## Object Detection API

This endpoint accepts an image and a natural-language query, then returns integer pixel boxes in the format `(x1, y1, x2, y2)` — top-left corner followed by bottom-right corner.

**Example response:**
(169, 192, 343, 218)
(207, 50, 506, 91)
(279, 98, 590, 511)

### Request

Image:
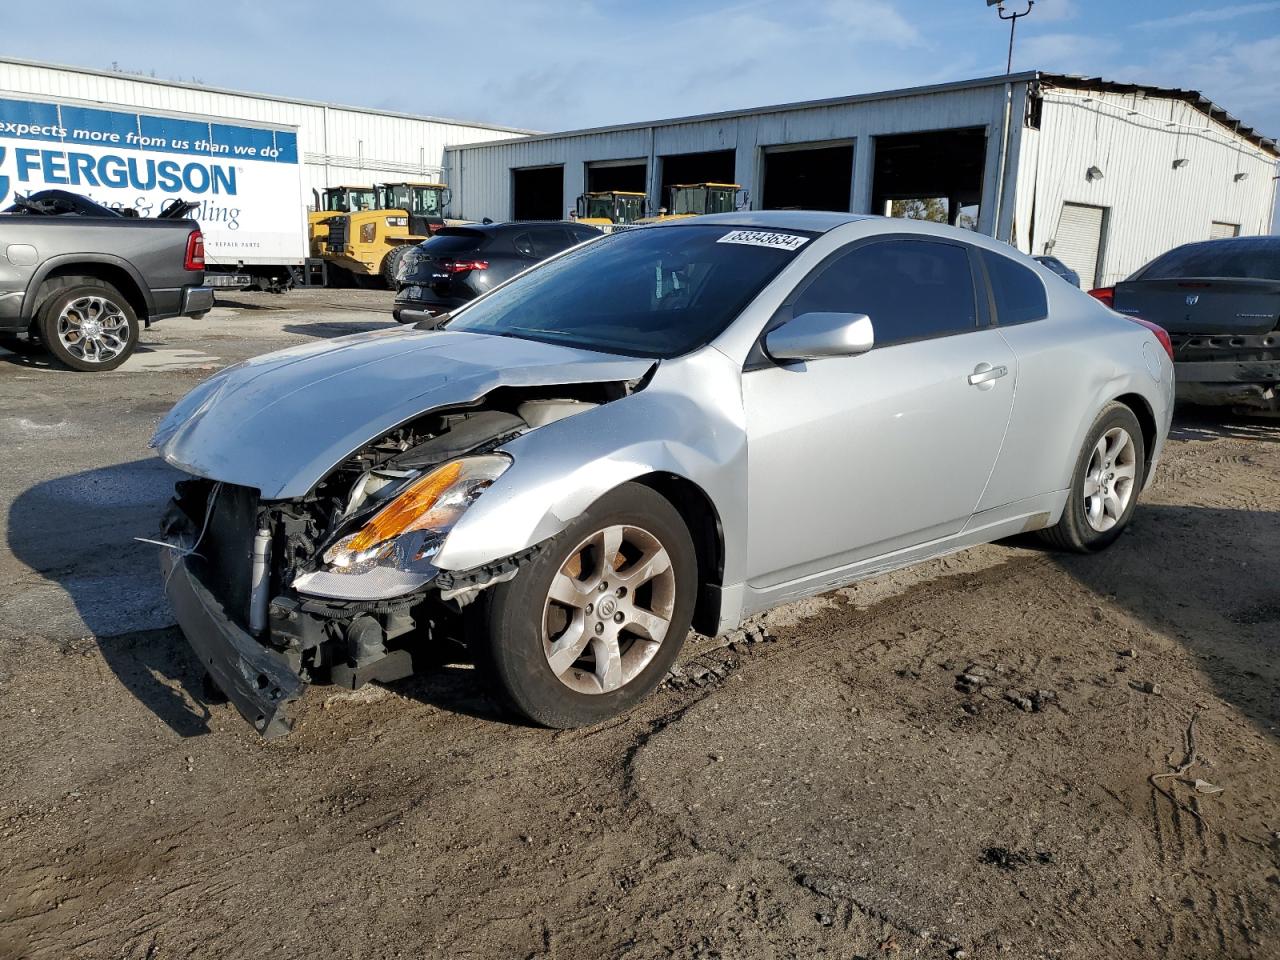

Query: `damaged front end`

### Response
(158, 386, 624, 737)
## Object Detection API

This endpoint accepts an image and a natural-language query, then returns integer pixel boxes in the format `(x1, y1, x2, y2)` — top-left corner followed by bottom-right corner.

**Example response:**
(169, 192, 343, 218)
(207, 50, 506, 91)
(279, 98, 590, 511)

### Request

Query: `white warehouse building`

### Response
(0, 56, 532, 204)
(445, 72, 1278, 289)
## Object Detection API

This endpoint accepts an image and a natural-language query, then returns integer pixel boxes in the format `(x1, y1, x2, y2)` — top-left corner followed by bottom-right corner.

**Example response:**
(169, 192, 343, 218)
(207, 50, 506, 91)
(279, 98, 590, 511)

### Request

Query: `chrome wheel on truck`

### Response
(38, 278, 140, 372)
(56, 294, 132, 365)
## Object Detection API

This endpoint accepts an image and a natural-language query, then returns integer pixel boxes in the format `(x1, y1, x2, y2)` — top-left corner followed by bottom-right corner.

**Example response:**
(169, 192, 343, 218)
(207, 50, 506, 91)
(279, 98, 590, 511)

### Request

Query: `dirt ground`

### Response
(1, 290, 1277, 960)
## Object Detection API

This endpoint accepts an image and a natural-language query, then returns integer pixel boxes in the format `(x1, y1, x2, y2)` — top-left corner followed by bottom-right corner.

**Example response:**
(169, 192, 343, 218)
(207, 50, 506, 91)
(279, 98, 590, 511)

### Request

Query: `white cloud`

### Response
(1016, 31, 1123, 68)
(1028, 0, 1078, 23)
(1132, 1, 1280, 29)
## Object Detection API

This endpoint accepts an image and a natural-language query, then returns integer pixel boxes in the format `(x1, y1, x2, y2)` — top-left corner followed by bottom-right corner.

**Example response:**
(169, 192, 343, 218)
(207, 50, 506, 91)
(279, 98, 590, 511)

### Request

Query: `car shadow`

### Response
(5, 457, 217, 736)
(0, 343, 161, 371)
(1045, 500, 1279, 740)
(5, 458, 515, 736)
(1171, 404, 1280, 443)
(281, 319, 399, 339)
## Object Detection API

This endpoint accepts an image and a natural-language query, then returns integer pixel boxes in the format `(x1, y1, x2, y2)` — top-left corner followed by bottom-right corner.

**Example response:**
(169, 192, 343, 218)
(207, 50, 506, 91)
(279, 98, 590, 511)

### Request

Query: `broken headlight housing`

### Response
(292, 454, 511, 601)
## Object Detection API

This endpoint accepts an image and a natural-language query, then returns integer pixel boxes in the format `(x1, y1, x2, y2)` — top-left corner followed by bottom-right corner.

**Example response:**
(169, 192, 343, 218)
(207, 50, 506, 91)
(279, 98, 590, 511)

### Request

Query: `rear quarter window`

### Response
(981, 249, 1049, 325)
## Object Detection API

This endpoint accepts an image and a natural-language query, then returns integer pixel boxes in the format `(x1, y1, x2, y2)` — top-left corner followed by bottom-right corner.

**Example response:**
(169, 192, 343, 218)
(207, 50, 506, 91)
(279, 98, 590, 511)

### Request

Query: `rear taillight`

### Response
(184, 230, 205, 271)
(1087, 286, 1114, 307)
(442, 259, 489, 273)
(1128, 316, 1174, 361)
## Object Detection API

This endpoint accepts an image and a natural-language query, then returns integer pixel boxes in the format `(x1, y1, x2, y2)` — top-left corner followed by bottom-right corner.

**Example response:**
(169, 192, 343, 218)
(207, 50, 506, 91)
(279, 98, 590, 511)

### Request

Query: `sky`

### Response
(1, 0, 1277, 139)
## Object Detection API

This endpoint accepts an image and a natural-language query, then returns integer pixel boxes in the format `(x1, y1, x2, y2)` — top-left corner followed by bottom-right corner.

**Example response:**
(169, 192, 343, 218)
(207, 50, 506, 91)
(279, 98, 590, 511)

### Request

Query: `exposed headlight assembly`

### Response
(292, 454, 511, 601)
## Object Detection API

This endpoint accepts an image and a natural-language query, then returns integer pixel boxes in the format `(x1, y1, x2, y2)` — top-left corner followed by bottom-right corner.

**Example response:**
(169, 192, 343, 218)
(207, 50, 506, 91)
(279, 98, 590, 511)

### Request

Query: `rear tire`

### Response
(37, 278, 139, 372)
(1039, 402, 1145, 553)
(381, 245, 415, 286)
(467, 483, 697, 728)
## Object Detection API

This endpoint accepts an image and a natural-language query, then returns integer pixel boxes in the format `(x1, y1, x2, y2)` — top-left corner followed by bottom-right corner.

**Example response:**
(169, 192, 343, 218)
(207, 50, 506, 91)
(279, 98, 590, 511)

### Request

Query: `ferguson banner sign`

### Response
(0, 96, 305, 265)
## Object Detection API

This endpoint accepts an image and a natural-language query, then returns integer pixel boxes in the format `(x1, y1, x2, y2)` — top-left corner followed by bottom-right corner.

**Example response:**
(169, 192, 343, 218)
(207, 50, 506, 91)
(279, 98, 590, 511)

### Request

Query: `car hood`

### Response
(150, 327, 655, 500)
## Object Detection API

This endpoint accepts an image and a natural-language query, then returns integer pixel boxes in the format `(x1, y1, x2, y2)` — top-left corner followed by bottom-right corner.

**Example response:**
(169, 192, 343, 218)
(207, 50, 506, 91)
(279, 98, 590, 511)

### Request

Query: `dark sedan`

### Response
(393, 221, 602, 323)
(1090, 236, 1280, 411)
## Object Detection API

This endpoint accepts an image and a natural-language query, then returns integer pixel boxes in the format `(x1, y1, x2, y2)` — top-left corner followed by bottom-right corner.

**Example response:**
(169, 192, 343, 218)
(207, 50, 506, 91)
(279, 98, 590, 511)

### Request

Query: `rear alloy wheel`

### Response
(1039, 402, 1146, 552)
(468, 483, 697, 728)
(38, 279, 139, 372)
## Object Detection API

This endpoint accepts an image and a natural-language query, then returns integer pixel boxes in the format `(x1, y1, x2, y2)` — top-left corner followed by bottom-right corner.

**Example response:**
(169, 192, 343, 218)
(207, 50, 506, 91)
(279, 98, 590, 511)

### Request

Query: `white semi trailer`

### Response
(0, 92, 307, 290)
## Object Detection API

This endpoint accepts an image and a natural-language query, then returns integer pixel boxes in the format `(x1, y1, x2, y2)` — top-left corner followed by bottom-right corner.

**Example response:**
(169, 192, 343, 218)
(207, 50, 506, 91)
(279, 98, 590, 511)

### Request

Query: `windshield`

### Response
(446, 224, 811, 358)
(349, 189, 377, 211)
(671, 187, 705, 216)
(616, 195, 645, 223)
(411, 187, 444, 217)
(1134, 239, 1280, 281)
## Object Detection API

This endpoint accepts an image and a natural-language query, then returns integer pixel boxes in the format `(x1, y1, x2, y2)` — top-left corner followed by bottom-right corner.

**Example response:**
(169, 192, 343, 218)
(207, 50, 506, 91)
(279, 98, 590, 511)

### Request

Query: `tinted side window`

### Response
(792, 239, 978, 346)
(982, 249, 1048, 325)
(512, 232, 536, 258)
(531, 227, 573, 259)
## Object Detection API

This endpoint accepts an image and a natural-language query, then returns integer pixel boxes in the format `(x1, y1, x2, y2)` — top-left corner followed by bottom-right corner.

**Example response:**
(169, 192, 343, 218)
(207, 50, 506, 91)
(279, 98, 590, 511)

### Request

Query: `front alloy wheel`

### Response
(543, 524, 676, 695)
(469, 483, 697, 728)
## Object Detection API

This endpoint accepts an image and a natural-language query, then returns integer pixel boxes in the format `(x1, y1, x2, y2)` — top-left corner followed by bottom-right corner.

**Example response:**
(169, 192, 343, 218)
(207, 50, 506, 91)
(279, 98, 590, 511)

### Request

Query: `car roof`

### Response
(437, 220, 600, 236)
(1168, 235, 1280, 253)
(649, 210, 873, 232)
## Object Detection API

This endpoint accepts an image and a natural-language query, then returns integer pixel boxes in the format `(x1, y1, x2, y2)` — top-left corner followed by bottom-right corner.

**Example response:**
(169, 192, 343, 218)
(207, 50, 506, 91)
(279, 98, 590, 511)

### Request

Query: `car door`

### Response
(742, 236, 1017, 589)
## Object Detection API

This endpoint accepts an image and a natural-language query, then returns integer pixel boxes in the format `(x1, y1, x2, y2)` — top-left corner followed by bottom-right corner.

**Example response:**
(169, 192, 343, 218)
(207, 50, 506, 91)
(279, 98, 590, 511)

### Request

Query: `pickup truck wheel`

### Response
(38, 279, 139, 372)
(467, 483, 697, 728)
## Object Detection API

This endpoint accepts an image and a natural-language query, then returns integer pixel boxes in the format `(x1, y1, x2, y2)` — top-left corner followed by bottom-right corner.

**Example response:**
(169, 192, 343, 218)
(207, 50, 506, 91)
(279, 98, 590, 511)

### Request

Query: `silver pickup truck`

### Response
(0, 190, 214, 371)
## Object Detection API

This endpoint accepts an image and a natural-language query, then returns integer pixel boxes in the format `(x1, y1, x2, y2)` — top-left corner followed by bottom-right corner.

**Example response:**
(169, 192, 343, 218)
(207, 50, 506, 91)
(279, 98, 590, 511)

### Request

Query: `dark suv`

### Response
(393, 221, 601, 323)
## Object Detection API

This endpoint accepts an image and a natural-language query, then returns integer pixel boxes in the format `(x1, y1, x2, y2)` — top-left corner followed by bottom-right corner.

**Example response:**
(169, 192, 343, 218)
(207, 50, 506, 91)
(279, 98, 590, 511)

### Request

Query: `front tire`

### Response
(468, 483, 698, 728)
(1039, 402, 1145, 553)
(38, 278, 139, 372)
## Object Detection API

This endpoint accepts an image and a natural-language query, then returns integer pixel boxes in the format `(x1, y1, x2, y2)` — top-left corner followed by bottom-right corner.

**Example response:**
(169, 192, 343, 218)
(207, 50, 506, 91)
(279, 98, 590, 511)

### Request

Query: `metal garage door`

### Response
(1054, 202, 1107, 289)
(1210, 221, 1240, 239)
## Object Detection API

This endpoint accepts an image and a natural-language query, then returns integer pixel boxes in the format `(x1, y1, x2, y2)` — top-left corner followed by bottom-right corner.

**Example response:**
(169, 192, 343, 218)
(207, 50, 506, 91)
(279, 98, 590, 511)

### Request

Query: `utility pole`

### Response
(988, 0, 1035, 74)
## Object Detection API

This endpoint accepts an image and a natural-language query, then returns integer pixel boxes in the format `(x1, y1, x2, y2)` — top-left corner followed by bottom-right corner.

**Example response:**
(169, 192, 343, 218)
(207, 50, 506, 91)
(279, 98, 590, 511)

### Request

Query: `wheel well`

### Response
(36, 264, 149, 325)
(1114, 392, 1157, 475)
(631, 472, 725, 636)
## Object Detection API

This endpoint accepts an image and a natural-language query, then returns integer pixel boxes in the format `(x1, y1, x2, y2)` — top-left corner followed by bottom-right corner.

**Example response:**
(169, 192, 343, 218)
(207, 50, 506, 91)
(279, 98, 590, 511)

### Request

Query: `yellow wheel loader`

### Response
(639, 183, 744, 223)
(322, 181, 456, 286)
(573, 191, 648, 231)
(308, 185, 378, 258)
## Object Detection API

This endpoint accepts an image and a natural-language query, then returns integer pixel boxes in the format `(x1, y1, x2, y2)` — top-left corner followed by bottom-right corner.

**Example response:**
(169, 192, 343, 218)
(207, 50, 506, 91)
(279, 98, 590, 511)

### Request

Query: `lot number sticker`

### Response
(716, 230, 810, 251)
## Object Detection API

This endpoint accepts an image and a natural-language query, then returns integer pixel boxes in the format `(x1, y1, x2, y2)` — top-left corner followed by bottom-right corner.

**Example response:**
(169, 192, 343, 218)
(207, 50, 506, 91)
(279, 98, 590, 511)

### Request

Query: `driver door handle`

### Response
(968, 363, 1008, 386)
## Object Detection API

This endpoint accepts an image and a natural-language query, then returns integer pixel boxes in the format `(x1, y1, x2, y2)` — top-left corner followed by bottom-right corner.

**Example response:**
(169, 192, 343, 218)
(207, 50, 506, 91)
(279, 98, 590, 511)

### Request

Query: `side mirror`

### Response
(764, 312, 874, 362)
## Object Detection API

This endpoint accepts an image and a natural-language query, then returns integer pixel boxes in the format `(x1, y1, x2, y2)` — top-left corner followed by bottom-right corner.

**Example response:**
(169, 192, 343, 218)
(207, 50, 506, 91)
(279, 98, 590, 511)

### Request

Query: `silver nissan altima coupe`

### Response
(151, 212, 1174, 736)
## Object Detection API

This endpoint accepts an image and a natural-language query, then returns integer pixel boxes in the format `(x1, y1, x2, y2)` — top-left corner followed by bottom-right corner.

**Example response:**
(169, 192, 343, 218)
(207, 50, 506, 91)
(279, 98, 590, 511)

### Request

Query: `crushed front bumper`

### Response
(161, 546, 305, 738)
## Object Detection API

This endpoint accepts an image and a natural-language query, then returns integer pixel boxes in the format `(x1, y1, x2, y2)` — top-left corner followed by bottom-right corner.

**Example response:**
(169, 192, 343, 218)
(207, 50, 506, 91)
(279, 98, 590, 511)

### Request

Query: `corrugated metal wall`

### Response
(0, 58, 526, 202)
(446, 80, 1025, 235)
(1014, 85, 1277, 285)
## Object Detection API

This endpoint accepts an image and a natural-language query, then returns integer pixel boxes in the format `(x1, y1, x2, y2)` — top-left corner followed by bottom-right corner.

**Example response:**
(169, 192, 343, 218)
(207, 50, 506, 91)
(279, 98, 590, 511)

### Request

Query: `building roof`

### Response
(446, 70, 1277, 159)
(0, 55, 539, 136)
(1038, 73, 1277, 158)
(447, 72, 1042, 150)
